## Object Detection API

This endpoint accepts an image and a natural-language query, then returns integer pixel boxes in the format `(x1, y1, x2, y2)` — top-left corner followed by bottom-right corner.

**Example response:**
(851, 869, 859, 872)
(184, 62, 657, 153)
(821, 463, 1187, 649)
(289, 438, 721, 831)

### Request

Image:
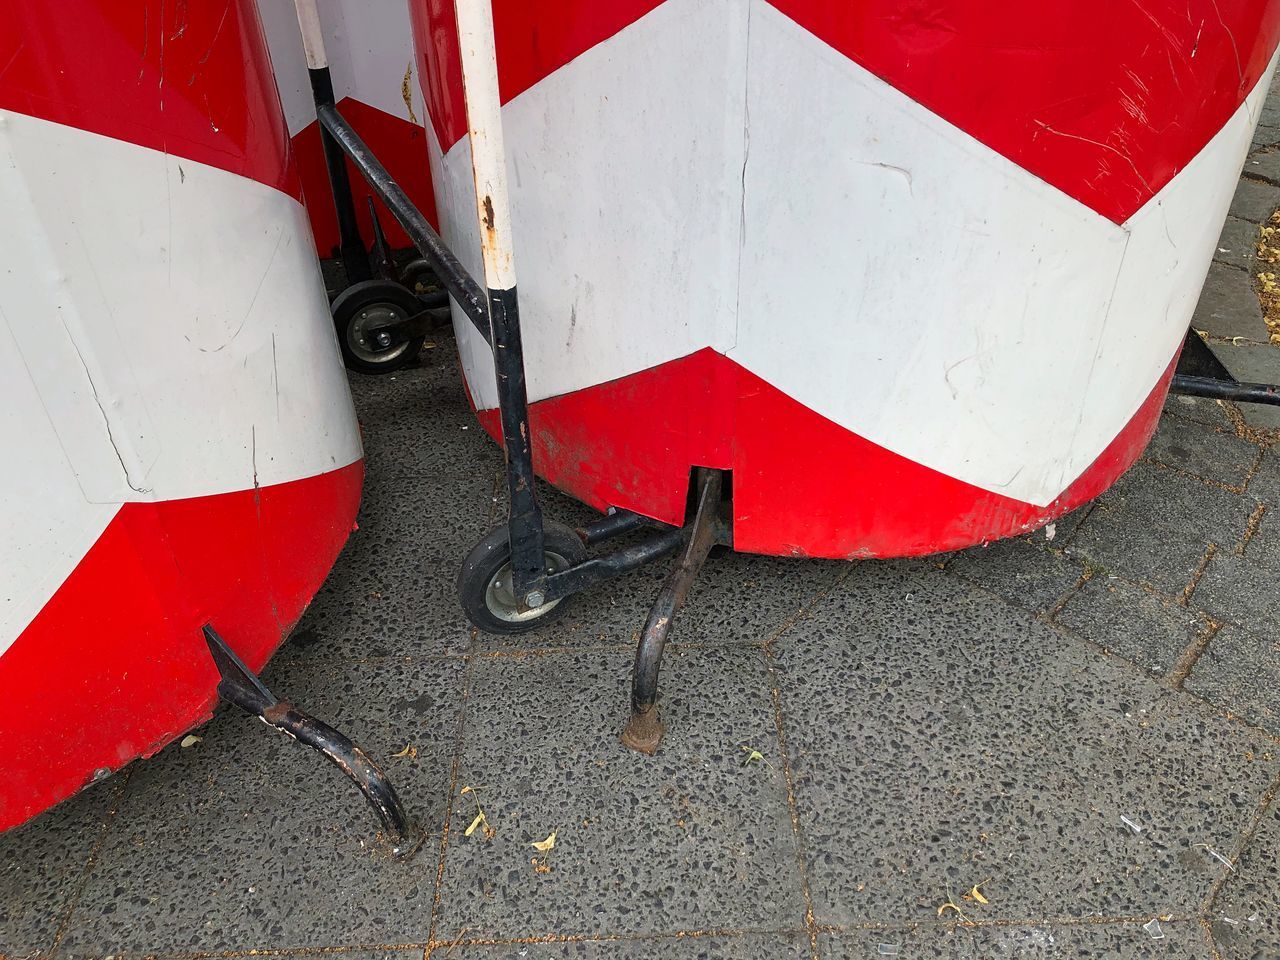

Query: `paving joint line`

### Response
(1180, 542, 1219, 607)
(1200, 764, 1280, 922)
(814, 913, 1199, 933)
(47, 768, 134, 958)
(1166, 617, 1224, 688)
(1236, 500, 1268, 555)
(424, 471, 504, 956)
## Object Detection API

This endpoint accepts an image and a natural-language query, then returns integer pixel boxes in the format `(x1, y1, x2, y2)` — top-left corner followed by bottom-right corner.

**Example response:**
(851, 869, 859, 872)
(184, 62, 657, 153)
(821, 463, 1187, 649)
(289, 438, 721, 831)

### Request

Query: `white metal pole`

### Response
(454, 0, 518, 296)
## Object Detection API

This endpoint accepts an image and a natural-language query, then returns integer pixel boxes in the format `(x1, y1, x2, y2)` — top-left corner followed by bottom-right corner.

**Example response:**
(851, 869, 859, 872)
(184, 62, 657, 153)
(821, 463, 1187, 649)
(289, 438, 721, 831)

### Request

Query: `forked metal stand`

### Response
(292, 0, 721, 756)
(203, 626, 423, 858)
(1170, 328, 1280, 407)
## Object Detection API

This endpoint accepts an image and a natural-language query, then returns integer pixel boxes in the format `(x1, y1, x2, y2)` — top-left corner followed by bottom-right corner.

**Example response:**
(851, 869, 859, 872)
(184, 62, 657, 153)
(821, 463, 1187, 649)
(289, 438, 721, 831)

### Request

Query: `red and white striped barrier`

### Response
(0, 1, 362, 829)
(412, 0, 1280, 558)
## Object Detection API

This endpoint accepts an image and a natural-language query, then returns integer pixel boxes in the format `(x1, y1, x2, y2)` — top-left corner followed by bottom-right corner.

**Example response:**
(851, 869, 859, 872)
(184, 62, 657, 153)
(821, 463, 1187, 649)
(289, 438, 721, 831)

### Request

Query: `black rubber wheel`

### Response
(458, 522, 587, 634)
(400, 258, 440, 296)
(331, 279, 426, 375)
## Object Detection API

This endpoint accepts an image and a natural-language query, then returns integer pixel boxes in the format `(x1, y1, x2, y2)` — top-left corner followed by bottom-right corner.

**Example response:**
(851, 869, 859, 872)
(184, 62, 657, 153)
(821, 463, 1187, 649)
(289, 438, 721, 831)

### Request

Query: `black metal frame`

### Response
(316, 100, 714, 752)
(1170, 328, 1280, 407)
(202, 625, 422, 857)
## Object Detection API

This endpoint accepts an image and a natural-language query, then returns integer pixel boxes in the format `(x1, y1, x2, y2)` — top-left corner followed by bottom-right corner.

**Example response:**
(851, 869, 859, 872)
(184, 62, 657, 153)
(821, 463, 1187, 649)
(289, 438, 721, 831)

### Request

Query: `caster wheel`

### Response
(331, 279, 426, 375)
(400, 258, 439, 296)
(458, 522, 587, 634)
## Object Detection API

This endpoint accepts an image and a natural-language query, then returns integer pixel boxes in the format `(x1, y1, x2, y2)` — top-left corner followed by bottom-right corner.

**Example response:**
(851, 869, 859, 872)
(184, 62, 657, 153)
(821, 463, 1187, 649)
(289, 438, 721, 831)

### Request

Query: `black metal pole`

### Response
(1170, 374, 1280, 406)
(307, 67, 371, 284)
(316, 104, 489, 339)
(488, 287, 547, 603)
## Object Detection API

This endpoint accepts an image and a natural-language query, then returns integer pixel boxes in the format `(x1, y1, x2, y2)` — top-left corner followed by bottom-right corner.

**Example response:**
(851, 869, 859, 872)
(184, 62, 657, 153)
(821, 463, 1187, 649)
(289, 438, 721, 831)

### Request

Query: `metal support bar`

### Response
(202, 625, 422, 858)
(620, 472, 724, 755)
(290, 0, 371, 286)
(1170, 374, 1280, 406)
(577, 509, 654, 546)
(316, 104, 489, 339)
(544, 525, 684, 603)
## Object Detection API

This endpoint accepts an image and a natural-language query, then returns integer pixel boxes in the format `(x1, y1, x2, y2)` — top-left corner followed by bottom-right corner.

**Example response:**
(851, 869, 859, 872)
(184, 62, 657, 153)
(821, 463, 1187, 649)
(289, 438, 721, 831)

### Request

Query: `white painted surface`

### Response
(291, 0, 329, 69)
(437, 0, 750, 410)
(732, 3, 1277, 505)
(0, 109, 362, 651)
(455, 0, 518, 293)
(258, 0, 424, 135)
(434, 0, 1274, 507)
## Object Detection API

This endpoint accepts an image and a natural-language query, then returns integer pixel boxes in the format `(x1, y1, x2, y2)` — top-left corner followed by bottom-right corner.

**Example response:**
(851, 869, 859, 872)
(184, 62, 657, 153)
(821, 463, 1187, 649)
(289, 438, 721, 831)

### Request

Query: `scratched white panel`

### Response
(731, 0, 1273, 506)
(257, 0, 424, 136)
(0, 318, 118, 657)
(438, 0, 750, 409)
(0, 109, 362, 506)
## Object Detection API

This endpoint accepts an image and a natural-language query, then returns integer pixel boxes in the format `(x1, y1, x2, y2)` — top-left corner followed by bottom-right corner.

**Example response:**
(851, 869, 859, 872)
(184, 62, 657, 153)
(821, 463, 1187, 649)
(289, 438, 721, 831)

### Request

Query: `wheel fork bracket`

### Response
(620, 471, 725, 755)
(202, 625, 423, 858)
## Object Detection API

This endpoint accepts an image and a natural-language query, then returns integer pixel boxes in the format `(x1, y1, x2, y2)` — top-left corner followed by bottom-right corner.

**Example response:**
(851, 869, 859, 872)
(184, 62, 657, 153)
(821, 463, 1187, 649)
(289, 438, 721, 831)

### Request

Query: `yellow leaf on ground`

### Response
(531, 831, 557, 852)
(465, 812, 486, 838)
(970, 884, 989, 905)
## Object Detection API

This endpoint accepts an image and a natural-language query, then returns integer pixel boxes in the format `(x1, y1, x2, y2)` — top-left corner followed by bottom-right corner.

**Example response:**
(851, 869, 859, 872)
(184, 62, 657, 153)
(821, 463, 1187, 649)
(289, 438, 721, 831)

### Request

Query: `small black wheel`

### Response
(399, 258, 439, 296)
(331, 279, 426, 375)
(458, 522, 587, 634)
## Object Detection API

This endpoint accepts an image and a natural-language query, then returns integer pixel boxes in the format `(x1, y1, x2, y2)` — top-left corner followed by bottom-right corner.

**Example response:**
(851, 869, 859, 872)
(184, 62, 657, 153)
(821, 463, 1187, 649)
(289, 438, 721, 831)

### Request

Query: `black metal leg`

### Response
(308, 67, 372, 284)
(488, 286, 548, 606)
(202, 625, 423, 858)
(1170, 327, 1280, 406)
(620, 471, 724, 755)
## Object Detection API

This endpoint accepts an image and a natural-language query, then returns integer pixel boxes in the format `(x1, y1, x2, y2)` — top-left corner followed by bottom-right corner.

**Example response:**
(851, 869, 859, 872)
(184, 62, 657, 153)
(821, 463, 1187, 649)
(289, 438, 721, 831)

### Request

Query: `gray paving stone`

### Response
(1245, 150, 1280, 185)
(1253, 123, 1280, 152)
(1055, 574, 1209, 676)
(59, 657, 464, 954)
(286, 473, 498, 660)
(1214, 215, 1263, 271)
(1067, 462, 1253, 594)
(1193, 261, 1270, 342)
(442, 933, 811, 959)
(1207, 342, 1280, 430)
(772, 573, 1279, 926)
(1210, 793, 1280, 960)
(1143, 414, 1260, 488)
(943, 537, 1084, 615)
(820, 921, 1207, 958)
(1247, 449, 1280, 503)
(1185, 625, 1280, 735)
(435, 646, 807, 939)
(1229, 178, 1280, 223)
(1192, 546, 1280, 635)
(0, 782, 115, 955)
(1162, 391, 1235, 431)
(354, 343, 504, 481)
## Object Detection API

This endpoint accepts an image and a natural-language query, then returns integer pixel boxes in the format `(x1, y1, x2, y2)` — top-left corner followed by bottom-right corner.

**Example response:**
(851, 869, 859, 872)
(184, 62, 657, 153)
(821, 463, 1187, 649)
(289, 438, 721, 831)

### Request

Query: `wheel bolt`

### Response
(525, 589, 546, 608)
(375, 331, 392, 348)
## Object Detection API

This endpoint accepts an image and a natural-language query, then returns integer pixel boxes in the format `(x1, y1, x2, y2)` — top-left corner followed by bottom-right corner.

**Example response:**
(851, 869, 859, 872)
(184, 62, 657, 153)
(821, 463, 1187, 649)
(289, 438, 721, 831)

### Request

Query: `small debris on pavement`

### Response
(1120, 815, 1143, 835)
(1194, 842, 1235, 870)
(530, 830, 557, 874)
(180, 735, 202, 748)
(1044, 522, 1056, 541)
(877, 944, 900, 956)
(391, 744, 417, 759)
(963, 881, 990, 905)
(1143, 918, 1165, 940)
(740, 745, 765, 767)
(460, 785, 496, 841)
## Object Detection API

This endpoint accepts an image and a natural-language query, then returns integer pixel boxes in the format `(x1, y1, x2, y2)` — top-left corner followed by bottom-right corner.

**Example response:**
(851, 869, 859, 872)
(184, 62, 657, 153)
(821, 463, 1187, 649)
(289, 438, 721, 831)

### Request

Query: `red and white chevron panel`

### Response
(412, 0, 1280, 558)
(0, 1, 362, 829)
(260, 0, 440, 252)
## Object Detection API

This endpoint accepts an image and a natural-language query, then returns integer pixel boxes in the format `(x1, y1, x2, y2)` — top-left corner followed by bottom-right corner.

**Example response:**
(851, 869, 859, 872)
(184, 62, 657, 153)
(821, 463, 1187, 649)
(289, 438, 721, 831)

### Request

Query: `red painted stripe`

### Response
(411, 0, 665, 151)
(0, 0, 300, 199)
(292, 98, 439, 257)
(475, 349, 1174, 559)
(0, 461, 362, 831)
(767, 0, 1280, 223)
(410, 0, 1280, 221)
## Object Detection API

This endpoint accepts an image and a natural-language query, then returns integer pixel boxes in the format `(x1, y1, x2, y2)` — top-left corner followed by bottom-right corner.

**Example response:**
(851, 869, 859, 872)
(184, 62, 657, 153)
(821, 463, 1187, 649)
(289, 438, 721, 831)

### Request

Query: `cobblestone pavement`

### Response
(7, 75, 1280, 960)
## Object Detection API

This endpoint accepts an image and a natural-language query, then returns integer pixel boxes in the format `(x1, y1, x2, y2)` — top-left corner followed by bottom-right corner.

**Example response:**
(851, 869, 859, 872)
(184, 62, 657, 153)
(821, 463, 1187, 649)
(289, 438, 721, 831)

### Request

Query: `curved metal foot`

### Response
(620, 471, 724, 755)
(203, 625, 424, 858)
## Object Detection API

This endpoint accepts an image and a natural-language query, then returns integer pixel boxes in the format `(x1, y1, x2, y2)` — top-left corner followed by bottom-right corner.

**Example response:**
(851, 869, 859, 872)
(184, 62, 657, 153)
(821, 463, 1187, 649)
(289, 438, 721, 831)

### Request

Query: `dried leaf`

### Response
(741, 746, 765, 767)
(531, 831, 557, 853)
(937, 902, 961, 918)
(969, 884, 989, 905)
(180, 734, 202, 748)
(465, 812, 486, 837)
(391, 744, 417, 759)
